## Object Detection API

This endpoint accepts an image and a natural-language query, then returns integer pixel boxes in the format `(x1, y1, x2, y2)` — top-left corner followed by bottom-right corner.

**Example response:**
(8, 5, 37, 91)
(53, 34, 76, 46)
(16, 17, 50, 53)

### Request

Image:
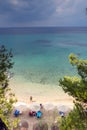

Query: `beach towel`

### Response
(14, 110, 20, 117)
(36, 111, 42, 118)
(59, 111, 65, 117)
(29, 111, 36, 117)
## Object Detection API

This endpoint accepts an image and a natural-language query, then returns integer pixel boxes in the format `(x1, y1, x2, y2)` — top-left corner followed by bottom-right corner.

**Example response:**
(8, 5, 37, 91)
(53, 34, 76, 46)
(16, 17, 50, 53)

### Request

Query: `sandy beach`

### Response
(9, 78, 74, 107)
(13, 101, 74, 130)
(12, 99, 74, 130)
(9, 76, 74, 129)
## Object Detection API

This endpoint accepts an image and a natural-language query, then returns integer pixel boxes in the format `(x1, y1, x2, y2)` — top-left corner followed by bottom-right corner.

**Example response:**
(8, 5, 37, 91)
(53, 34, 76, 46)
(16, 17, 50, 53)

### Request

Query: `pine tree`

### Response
(59, 53, 87, 130)
(0, 45, 17, 130)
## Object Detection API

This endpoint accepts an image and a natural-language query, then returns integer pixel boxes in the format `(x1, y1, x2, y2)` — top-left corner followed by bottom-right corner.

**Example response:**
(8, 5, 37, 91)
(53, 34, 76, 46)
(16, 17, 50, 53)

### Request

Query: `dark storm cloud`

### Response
(0, 0, 87, 26)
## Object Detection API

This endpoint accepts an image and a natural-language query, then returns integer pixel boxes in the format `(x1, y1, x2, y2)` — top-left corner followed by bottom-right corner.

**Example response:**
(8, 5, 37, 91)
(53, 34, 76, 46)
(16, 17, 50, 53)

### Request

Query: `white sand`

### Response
(11, 78, 74, 130)
(9, 78, 74, 108)
(13, 101, 73, 130)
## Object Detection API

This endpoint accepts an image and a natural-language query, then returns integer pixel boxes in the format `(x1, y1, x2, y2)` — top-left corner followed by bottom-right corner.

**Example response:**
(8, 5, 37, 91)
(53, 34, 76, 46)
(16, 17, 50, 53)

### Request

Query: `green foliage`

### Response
(59, 53, 87, 103)
(60, 103, 87, 130)
(0, 87, 17, 129)
(59, 76, 87, 102)
(69, 53, 87, 82)
(59, 53, 87, 130)
(0, 45, 17, 130)
(0, 45, 14, 85)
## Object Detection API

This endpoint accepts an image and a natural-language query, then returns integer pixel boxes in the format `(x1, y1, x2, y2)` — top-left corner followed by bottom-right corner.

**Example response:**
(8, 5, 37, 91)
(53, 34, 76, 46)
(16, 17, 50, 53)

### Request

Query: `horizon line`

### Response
(0, 26, 87, 28)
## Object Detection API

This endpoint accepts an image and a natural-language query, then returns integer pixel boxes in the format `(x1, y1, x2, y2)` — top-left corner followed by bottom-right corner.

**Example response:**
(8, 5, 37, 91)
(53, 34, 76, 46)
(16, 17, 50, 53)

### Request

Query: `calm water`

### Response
(0, 27, 87, 85)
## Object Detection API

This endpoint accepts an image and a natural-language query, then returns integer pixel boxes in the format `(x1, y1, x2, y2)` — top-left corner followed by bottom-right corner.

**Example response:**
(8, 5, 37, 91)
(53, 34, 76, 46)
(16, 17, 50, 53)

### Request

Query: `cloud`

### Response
(0, 0, 87, 26)
(56, 0, 85, 15)
(10, 0, 19, 5)
(0, 1, 55, 20)
(52, 0, 87, 26)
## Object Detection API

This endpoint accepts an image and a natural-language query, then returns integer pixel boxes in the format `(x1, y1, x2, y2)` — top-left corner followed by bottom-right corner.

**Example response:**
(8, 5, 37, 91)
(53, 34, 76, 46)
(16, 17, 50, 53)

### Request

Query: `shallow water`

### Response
(0, 27, 87, 101)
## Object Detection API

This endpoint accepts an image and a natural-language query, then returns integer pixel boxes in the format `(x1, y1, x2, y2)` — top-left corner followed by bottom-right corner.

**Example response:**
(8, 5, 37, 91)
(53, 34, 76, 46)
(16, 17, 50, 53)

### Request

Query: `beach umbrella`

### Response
(18, 120, 29, 129)
(51, 123, 59, 130)
(29, 103, 40, 111)
(44, 103, 56, 111)
(14, 102, 28, 112)
(33, 123, 40, 130)
(57, 105, 71, 114)
(13, 120, 29, 130)
(33, 122, 48, 130)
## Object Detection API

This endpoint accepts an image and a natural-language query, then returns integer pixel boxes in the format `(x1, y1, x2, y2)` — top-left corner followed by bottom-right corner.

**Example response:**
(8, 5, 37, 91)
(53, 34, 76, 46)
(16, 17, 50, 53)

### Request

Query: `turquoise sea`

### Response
(0, 27, 87, 102)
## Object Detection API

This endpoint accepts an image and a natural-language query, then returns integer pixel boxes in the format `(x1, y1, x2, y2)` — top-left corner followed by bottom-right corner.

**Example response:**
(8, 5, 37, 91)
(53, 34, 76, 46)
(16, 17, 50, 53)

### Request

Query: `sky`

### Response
(0, 0, 87, 27)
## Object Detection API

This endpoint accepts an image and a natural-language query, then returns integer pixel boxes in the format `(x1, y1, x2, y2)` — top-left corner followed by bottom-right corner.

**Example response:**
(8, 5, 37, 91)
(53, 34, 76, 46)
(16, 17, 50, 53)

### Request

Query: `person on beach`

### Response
(40, 103, 43, 109)
(30, 96, 32, 102)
